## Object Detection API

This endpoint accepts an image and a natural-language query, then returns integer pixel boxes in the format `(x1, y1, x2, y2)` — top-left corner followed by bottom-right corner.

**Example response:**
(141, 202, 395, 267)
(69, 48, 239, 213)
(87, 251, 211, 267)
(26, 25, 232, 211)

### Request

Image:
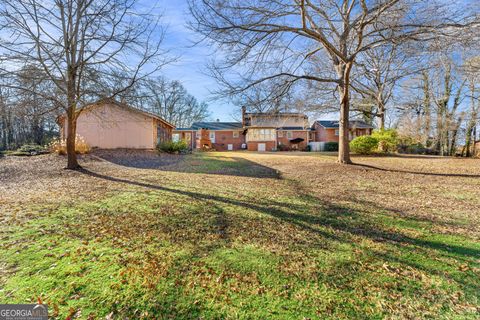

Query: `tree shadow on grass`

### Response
(76, 167, 480, 316)
(91, 150, 280, 178)
(79, 168, 480, 261)
(351, 163, 480, 178)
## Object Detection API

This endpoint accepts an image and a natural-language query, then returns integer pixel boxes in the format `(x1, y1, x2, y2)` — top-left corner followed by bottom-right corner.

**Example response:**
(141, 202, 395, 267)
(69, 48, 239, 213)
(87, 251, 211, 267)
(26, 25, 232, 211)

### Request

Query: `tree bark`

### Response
(337, 62, 353, 164)
(422, 71, 431, 146)
(66, 105, 79, 170)
(464, 83, 477, 157)
(378, 102, 385, 130)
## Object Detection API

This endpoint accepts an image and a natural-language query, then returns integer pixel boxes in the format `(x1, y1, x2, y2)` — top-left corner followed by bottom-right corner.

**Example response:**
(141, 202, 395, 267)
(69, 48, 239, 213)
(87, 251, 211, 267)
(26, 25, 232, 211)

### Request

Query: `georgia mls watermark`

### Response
(0, 304, 48, 320)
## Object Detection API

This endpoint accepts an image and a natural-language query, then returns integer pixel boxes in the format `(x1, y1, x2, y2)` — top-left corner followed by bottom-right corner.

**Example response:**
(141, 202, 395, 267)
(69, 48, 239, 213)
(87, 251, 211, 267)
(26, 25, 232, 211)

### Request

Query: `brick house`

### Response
(242, 108, 312, 151)
(312, 120, 373, 143)
(173, 111, 373, 152)
(173, 109, 313, 152)
(173, 122, 245, 151)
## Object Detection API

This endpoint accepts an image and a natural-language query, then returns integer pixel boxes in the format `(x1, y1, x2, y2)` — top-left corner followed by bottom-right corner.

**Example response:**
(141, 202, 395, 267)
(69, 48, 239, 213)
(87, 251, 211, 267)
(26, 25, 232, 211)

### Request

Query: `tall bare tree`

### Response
(462, 57, 480, 157)
(188, 0, 476, 163)
(116, 77, 211, 127)
(351, 43, 417, 129)
(0, 0, 167, 169)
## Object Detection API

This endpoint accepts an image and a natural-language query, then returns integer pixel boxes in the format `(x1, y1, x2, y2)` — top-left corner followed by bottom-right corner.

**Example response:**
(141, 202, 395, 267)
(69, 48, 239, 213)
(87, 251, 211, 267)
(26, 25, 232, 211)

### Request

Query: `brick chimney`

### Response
(241, 106, 246, 127)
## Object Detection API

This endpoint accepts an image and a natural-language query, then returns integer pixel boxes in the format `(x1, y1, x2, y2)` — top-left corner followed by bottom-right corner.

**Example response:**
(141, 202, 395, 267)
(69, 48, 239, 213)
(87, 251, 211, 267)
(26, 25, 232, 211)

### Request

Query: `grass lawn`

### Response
(0, 151, 479, 319)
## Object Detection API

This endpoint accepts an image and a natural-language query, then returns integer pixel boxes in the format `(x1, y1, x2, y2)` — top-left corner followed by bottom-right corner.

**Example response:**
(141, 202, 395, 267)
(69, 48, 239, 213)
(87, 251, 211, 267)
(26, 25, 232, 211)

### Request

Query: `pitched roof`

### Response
(67, 99, 175, 128)
(276, 126, 308, 130)
(245, 112, 307, 118)
(174, 127, 195, 131)
(190, 122, 243, 130)
(314, 120, 374, 129)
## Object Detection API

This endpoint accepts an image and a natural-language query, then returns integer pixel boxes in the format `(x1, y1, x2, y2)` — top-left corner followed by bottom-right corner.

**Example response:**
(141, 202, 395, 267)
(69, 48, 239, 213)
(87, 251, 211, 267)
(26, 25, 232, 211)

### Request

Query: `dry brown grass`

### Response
(0, 151, 479, 319)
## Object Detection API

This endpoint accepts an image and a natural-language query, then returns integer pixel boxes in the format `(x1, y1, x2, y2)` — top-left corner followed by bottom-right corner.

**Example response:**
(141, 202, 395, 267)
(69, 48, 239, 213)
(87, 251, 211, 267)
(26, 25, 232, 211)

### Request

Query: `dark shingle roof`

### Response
(276, 126, 307, 130)
(315, 120, 373, 129)
(190, 122, 243, 130)
(245, 112, 307, 117)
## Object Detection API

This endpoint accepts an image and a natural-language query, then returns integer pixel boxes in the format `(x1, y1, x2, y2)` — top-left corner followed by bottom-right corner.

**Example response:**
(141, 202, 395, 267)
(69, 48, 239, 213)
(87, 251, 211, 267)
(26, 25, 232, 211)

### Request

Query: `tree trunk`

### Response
(464, 83, 477, 157)
(449, 119, 461, 156)
(422, 71, 431, 146)
(66, 106, 79, 169)
(337, 62, 353, 164)
(378, 101, 385, 130)
(65, 63, 80, 170)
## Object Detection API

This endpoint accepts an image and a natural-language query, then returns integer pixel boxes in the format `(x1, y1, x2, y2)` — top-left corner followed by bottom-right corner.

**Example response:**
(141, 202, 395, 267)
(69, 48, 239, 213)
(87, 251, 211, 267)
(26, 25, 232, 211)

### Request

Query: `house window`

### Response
(278, 131, 283, 138)
(246, 128, 275, 141)
(196, 131, 200, 138)
(233, 131, 239, 138)
(286, 131, 293, 139)
(209, 131, 215, 143)
(172, 133, 180, 142)
(334, 129, 339, 136)
(157, 125, 169, 144)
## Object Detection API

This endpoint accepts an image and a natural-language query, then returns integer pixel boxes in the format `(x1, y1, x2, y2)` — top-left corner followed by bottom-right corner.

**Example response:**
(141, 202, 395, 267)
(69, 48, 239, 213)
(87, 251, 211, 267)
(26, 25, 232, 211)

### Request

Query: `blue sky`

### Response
(154, 0, 238, 121)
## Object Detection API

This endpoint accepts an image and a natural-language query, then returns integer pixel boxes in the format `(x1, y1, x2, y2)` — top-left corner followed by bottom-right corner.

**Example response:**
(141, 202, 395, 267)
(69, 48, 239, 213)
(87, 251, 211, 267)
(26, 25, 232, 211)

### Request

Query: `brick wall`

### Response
(313, 123, 372, 142)
(247, 141, 277, 151)
(314, 123, 339, 142)
(277, 130, 309, 150)
(211, 130, 246, 151)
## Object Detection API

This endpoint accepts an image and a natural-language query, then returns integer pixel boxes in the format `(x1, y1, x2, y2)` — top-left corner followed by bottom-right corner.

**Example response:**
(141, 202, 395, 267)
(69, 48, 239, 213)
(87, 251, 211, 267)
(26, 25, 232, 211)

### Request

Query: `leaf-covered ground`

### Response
(0, 151, 479, 319)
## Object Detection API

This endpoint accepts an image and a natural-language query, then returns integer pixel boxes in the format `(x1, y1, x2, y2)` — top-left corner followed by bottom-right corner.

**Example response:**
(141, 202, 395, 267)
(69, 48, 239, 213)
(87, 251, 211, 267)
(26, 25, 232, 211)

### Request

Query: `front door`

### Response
(258, 143, 266, 152)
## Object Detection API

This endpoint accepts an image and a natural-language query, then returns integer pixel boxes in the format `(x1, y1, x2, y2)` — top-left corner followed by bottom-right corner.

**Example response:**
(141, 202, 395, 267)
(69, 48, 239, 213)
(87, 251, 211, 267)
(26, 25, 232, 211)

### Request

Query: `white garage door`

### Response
(258, 143, 266, 152)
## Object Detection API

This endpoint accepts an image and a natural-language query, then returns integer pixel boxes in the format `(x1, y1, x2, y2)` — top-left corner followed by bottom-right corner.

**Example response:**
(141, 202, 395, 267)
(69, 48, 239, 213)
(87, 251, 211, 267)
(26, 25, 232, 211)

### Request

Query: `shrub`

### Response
(371, 129, 398, 153)
(397, 135, 427, 154)
(11, 144, 49, 156)
(157, 140, 189, 154)
(324, 142, 339, 152)
(277, 143, 291, 151)
(350, 136, 378, 154)
(49, 135, 90, 155)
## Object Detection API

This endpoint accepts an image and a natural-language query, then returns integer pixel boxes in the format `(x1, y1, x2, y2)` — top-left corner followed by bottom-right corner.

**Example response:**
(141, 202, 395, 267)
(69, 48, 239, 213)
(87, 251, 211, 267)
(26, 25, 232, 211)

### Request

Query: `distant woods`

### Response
(115, 77, 210, 129)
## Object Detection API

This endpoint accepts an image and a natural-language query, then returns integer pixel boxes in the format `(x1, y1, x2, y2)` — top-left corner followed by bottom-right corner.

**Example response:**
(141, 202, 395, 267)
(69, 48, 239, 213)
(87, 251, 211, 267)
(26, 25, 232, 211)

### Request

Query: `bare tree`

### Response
(0, 0, 168, 169)
(462, 57, 480, 157)
(114, 76, 211, 127)
(188, 0, 477, 163)
(351, 43, 417, 129)
(430, 58, 466, 156)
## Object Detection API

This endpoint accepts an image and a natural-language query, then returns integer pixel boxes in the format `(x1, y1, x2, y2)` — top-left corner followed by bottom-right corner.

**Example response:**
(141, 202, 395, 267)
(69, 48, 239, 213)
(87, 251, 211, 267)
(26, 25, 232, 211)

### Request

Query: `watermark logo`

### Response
(0, 304, 48, 320)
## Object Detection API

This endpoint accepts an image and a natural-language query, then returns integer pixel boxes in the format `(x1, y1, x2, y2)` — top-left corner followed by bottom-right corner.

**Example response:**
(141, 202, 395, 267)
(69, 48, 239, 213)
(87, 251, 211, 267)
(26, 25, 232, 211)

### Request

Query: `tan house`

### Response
(58, 100, 174, 149)
(312, 120, 373, 143)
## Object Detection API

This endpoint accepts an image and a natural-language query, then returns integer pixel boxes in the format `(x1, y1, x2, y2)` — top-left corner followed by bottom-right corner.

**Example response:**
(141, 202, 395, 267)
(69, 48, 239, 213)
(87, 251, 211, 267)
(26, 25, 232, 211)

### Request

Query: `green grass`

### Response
(0, 152, 479, 319)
